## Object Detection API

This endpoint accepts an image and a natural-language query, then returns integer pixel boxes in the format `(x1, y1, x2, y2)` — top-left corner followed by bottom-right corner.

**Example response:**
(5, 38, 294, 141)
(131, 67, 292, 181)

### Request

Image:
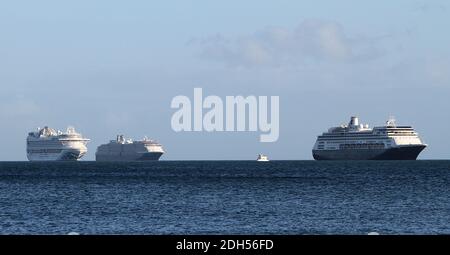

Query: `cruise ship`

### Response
(27, 126, 90, 161)
(96, 135, 164, 161)
(312, 116, 427, 160)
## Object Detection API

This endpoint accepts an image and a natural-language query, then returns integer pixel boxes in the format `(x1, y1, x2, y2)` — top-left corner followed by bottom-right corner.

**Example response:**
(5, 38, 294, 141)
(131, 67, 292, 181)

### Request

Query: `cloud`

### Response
(295, 20, 351, 60)
(195, 19, 387, 68)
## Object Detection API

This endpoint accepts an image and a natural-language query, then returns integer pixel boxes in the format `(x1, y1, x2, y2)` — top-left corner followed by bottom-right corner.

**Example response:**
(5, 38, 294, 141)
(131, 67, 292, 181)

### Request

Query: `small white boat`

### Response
(256, 154, 269, 162)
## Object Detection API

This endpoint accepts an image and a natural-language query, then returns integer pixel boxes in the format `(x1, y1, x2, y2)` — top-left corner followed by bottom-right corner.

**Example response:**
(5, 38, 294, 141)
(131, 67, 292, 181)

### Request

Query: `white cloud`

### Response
(195, 19, 386, 68)
(239, 39, 272, 65)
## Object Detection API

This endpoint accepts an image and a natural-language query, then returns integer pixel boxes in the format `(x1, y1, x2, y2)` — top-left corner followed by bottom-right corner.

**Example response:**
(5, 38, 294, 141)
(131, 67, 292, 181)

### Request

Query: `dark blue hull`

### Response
(313, 145, 426, 160)
(96, 152, 163, 161)
(137, 152, 164, 161)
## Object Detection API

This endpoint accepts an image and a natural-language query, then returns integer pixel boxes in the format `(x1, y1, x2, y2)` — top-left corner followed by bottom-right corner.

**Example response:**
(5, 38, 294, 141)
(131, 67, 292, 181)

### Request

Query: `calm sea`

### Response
(0, 160, 449, 234)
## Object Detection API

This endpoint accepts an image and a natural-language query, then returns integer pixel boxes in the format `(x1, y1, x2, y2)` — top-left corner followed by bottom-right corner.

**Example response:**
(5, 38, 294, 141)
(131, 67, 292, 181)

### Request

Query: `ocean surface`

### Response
(1, 160, 450, 235)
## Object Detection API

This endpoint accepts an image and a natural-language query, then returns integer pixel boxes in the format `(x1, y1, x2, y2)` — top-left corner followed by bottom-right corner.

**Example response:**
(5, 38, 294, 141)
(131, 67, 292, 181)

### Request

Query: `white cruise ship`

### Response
(312, 116, 427, 160)
(96, 135, 164, 161)
(256, 154, 269, 161)
(26, 126, 90, 161)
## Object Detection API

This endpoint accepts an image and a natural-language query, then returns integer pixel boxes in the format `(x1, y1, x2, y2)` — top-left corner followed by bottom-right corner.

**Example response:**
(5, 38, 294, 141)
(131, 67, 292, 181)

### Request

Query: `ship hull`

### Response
(95, 152, 163, 162)
(312, 145, 426, 160)
(27, 149, 86, 162)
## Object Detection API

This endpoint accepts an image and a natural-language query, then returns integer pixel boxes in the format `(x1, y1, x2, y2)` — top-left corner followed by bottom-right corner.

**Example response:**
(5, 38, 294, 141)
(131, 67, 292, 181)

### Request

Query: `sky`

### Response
(0, 0, 449, 160)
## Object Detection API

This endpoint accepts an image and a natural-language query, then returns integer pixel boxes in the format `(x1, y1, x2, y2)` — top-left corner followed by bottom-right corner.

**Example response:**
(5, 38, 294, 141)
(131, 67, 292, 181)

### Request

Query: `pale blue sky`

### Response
(0, 0, 449, 160)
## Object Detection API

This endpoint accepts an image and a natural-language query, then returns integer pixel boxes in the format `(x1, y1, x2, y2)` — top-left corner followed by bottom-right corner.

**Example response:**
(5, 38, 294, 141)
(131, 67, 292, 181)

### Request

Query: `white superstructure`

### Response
(26, 126, 90, 161)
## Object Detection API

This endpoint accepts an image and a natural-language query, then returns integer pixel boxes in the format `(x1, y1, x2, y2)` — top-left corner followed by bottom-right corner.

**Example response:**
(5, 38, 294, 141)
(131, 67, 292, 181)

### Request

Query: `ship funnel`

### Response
(117, 135, 125, 143)
(349, 116, 359, 127)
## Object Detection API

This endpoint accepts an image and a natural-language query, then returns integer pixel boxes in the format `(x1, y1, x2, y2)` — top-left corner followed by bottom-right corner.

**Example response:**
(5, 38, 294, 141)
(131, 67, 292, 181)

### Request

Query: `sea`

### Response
(0, 160, 449, 235)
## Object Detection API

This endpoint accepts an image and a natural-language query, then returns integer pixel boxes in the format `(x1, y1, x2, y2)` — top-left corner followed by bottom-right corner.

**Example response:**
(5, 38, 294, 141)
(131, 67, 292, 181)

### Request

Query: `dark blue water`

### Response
(1, 161, 450, 234)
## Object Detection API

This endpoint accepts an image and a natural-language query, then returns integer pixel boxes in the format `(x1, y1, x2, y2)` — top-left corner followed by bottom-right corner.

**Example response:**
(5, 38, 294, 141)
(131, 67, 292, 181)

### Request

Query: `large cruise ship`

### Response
(96, 135, 164, 161)
(27, 126, 90, 161)
(312, 116, 427, 160)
